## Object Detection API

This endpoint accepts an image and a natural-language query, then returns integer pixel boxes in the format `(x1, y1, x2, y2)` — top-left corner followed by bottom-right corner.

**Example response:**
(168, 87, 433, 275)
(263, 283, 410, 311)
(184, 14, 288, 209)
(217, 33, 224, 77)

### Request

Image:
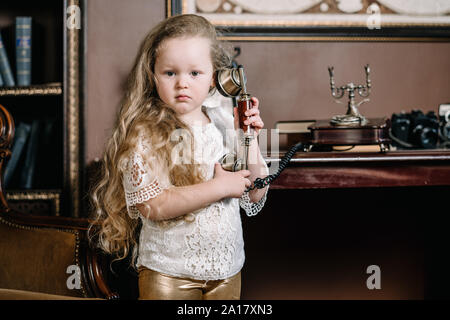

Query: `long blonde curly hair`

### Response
(89, 14, 232, 264)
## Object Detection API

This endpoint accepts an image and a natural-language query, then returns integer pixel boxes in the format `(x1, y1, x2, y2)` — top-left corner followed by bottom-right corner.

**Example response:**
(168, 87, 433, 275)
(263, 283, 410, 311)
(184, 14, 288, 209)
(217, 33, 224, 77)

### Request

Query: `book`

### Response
(331, 145, 385, 152)
(0, 32, 15, 86)
(275, 120, 316, 134)
(34, 117, 58, 189)
(275, 120, 315, 148)
(4, 122, 31, 188)
(16, 17, 32, 86)
(20, 118, 41, 189)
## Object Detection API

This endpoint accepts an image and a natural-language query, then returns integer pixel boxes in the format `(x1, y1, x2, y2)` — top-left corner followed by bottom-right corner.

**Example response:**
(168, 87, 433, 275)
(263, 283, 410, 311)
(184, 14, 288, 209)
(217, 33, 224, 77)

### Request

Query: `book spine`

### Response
(20, 119, 40, 189)
(16, 17, 32, 86)
(0, 33, 15, 86)
(4, 122, 31, 188)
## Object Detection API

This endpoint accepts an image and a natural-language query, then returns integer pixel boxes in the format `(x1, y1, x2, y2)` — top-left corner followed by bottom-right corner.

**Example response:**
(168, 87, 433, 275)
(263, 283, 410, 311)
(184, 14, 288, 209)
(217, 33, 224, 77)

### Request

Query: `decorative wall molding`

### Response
(169, 0, 450, 40)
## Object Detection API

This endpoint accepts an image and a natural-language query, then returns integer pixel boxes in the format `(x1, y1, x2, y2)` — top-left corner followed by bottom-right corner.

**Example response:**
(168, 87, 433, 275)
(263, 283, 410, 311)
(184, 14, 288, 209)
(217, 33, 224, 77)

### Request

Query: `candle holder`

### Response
(328, 64, 371, 126)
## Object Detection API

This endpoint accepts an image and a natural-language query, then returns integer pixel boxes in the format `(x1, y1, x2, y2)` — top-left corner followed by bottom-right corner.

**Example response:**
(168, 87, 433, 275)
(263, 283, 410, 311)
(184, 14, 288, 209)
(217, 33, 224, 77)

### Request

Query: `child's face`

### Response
(154, 36, 214, 124)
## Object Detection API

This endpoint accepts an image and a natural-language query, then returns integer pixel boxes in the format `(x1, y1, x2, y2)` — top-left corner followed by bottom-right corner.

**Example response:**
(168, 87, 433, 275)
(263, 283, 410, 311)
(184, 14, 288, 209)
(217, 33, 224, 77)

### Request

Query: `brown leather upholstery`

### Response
(0, 217, 85, 297)
(0, 104, 118, 299)
(0, 288, 102, 300)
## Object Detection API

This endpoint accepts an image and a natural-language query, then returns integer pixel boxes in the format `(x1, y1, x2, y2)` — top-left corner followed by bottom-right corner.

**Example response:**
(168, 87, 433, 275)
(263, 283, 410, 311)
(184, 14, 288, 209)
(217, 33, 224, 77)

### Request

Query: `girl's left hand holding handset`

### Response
(233, 96, 264, 135)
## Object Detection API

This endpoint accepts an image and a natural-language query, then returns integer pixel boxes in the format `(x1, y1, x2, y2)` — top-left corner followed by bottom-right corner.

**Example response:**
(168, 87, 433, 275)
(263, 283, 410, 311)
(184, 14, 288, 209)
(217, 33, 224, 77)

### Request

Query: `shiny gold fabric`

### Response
(138, 267, 241, 300)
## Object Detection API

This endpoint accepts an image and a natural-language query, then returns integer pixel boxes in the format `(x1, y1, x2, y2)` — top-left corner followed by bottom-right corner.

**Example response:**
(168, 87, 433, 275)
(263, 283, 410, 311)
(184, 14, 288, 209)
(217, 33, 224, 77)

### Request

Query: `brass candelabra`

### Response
(328, 64, 371, 126)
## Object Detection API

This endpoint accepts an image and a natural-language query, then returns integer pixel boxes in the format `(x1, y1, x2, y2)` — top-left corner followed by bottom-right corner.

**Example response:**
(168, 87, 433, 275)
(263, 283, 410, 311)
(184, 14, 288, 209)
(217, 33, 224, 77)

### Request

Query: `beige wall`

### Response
(85, 0, 166, 163)
(85, 0, 450, 162)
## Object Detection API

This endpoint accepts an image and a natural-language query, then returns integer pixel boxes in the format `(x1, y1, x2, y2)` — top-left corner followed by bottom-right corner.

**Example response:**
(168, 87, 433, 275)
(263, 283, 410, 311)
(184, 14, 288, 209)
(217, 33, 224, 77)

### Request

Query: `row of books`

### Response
(4, 117, 59, 190)
(0, 16, 32, 87)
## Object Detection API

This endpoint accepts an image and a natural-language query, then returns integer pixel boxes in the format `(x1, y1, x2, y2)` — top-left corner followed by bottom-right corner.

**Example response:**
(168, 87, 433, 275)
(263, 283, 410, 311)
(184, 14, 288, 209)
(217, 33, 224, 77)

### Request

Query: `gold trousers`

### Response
(138, 267, 241, 300)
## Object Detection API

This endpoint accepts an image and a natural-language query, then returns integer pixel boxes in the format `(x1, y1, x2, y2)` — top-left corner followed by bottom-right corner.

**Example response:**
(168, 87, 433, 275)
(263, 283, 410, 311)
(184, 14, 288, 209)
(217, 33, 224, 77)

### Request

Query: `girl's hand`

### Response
(213, 163, 251, 198)
(233, 97, 264, 136)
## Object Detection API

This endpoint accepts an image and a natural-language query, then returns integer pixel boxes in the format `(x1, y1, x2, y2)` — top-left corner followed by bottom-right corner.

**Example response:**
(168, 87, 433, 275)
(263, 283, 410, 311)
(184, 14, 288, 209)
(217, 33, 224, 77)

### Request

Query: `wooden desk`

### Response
(240, 150, 450, 299)
(266, 150, 450, 189)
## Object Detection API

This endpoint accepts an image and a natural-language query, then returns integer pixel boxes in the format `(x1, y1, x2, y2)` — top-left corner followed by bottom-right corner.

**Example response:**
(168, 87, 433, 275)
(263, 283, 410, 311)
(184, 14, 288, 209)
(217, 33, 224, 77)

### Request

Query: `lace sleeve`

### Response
(239, 188, 269, 217)
(122, 152, 163, 219)
(239, 157, 270, 217)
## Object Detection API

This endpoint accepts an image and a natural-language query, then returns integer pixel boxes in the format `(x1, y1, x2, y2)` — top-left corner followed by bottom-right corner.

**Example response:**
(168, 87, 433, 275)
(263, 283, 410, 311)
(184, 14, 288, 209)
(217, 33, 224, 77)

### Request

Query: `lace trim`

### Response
(239, 187, 268, 217)
(125, 179, 163, 219)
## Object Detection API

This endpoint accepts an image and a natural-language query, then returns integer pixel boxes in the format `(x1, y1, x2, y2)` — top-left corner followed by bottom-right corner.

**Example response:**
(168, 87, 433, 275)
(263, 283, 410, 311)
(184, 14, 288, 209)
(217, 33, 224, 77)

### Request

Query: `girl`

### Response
(91, 14, 269, 300)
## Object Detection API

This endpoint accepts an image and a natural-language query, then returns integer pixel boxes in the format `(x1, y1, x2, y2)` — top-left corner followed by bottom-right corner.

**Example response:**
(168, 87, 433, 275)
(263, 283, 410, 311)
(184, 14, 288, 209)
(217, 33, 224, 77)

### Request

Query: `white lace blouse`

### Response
(122, 99, 269, 281)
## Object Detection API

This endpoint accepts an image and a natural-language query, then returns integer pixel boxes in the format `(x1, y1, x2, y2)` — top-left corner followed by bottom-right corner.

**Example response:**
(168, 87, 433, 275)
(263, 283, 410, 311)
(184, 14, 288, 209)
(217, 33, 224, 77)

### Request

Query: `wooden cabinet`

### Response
(0, 0, 82, 217)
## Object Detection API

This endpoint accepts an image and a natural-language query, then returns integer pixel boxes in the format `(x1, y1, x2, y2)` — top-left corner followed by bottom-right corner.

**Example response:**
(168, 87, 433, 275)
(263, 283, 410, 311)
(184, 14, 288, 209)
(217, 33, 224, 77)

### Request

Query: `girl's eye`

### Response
(191, 71, 199, 77)
(166, 71, 175, 76)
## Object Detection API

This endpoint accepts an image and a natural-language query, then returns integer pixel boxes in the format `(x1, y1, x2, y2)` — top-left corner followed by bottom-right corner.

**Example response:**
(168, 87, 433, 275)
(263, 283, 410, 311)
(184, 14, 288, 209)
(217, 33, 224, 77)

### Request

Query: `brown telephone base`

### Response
(308, 117, 391, 152)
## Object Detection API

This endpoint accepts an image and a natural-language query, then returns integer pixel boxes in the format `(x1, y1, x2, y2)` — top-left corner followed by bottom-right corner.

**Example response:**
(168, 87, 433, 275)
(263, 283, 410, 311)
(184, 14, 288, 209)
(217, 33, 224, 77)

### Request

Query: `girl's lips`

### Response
(176, 95, 190, 101)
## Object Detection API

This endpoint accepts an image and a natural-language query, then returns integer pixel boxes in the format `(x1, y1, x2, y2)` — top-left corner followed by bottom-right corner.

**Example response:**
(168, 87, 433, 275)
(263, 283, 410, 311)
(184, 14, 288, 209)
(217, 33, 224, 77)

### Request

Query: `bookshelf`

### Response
(0, 0, 82, 217)
(0, 83, 62, 96)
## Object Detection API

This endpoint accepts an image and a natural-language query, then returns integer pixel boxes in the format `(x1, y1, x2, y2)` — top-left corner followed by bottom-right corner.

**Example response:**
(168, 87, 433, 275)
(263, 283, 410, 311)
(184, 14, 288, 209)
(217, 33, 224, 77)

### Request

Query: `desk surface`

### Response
(265, 150, 450, 189)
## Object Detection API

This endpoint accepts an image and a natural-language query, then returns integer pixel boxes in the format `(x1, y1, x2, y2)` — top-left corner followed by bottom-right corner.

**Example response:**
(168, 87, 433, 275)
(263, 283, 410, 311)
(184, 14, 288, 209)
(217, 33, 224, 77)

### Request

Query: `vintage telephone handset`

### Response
(215, 63, 304, 191)
(215, 65, 254, 172)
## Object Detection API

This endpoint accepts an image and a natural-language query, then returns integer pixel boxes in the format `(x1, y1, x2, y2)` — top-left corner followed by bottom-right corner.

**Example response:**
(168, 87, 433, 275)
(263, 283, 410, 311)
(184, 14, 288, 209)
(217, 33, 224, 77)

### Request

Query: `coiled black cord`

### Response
(246, 142, 306, 191)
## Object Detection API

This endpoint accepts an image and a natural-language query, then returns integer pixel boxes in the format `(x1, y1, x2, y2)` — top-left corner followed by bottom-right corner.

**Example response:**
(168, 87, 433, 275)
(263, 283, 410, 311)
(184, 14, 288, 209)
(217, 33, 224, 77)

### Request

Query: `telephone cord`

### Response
(246, 142, 305, 192)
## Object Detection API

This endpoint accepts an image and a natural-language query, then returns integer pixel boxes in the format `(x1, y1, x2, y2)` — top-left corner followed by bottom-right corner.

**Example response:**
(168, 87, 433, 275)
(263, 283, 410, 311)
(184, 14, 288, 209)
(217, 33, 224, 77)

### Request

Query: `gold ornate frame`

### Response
(65, 0, 81, 217)
(168, 0, 450, 41)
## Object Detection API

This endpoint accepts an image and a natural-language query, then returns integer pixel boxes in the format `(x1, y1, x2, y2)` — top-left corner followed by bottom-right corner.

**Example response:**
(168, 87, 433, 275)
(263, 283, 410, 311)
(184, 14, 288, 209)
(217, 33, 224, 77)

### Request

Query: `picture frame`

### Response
(167, 0, 450, 41)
